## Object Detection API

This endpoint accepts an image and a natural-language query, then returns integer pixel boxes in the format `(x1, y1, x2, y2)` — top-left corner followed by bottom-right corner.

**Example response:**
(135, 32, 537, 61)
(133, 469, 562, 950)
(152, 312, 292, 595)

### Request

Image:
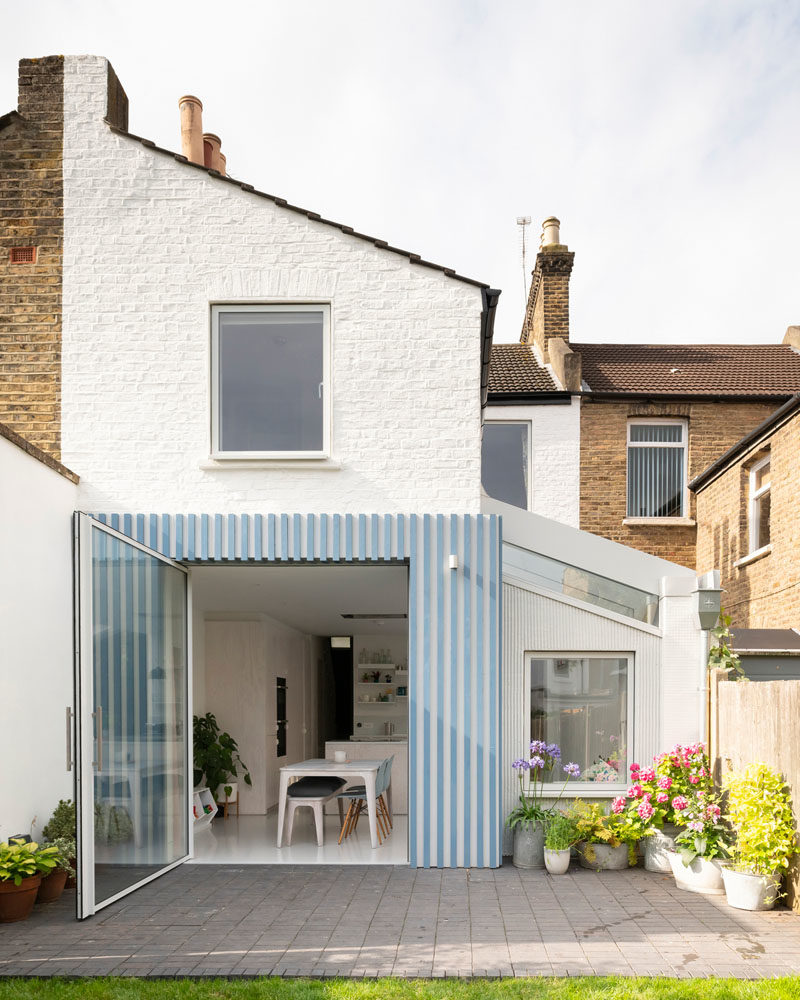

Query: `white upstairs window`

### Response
(211, 305, 331, 459)
(748, 454, 771, 555)
(481, 421, 531, 510)
(626, 420, 687, 518)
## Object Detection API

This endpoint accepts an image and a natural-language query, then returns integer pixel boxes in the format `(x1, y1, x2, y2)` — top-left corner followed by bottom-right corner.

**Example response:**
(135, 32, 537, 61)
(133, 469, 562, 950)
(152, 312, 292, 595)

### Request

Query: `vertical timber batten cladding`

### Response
(93, 511, 503, 869)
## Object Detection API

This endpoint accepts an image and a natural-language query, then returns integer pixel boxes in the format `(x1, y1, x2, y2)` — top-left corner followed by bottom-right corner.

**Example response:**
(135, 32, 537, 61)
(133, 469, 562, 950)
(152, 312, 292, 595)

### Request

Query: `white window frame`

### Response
(525, 651, 634, 796)
(626, 418, 688, 519)
(210, 303, 332, 460)
(482, 419, 532, 510)
(748, 454, 771, 556)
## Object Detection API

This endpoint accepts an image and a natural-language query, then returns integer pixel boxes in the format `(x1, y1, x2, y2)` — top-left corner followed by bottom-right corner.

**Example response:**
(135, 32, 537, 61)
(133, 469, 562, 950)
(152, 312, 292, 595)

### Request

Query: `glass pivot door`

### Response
(74, 514, 189, 919)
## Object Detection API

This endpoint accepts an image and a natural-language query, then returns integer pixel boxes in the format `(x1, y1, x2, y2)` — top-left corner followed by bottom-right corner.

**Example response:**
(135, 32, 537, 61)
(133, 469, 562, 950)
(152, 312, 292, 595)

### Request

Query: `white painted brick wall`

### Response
(62, 56, 485, 515)
(483, 399, 581, 527)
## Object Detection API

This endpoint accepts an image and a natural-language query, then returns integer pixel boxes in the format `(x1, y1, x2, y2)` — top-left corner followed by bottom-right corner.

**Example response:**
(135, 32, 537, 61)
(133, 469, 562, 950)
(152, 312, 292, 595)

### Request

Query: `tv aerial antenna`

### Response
(517, 216, 532, 308)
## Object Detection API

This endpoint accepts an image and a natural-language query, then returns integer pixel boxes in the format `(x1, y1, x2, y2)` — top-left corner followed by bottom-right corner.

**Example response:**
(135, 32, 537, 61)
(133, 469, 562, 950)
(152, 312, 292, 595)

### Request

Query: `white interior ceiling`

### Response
(190, 563, 409, 636)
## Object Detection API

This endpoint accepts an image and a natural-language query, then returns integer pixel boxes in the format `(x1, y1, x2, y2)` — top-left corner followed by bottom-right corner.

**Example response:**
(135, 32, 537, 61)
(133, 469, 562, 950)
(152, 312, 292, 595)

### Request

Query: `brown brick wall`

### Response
(696, 411, 800, 628)
(0, 56, 64, 457)
(521, 248, 574, 361)
(579, 397, 779, 567)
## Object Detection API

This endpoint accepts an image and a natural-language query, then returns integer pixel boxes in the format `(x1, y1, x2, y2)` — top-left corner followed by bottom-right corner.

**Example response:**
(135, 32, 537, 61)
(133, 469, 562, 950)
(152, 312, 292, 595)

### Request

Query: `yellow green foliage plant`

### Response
(724, 763, 796, 876)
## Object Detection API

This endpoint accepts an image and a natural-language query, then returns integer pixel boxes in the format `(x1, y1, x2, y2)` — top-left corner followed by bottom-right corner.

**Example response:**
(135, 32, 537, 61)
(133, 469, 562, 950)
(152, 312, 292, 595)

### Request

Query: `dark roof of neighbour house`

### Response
(572, 343, 800, 397)
(0, 422, 79, 483)
(730, 628, 800, 654)
(487, 343, 558, 394)
(689, 393, 800, 493)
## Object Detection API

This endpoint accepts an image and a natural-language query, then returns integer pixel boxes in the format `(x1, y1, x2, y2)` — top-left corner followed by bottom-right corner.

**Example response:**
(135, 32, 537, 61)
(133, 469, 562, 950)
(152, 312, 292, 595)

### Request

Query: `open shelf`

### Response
(193, 787, 218, 831)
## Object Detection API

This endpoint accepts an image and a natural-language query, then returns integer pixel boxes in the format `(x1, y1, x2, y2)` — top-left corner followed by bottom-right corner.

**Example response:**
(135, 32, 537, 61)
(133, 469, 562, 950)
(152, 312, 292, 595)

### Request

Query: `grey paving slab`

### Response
(1, 861, 800, 979)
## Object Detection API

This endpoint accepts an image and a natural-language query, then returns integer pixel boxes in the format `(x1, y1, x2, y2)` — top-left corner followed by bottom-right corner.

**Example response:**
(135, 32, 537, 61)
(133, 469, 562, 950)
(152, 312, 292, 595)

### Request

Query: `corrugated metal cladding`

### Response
(94, 512, 503, 869)
(501, 579, 661, 855)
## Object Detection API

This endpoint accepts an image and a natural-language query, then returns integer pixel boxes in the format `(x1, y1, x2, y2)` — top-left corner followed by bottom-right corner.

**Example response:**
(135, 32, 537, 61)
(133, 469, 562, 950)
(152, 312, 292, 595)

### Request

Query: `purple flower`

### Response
(563, 762, 581, 778)
(529, 740, 546, 755)
(529, 755, 545, 769)
(546, 743, 562, 760)
(512, 759, 530, 771)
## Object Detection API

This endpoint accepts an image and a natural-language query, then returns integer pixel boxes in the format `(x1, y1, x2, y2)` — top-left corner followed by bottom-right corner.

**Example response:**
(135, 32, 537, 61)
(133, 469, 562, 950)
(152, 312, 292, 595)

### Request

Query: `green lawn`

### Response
(0, 979, 799, 1000)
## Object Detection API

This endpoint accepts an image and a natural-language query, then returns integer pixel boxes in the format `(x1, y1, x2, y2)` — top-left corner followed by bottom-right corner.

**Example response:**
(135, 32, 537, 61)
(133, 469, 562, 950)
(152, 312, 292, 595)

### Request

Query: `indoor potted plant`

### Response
(193, 712, 252, 809)
(722, 763, 796, 911)
(569, 800, 640, 870)
(0, 840, 58, 923)
(666, 790, 730, 895)
(544, 812, 578, 875)
(37, 837, 75, 904)
(507, 743, 581, 869)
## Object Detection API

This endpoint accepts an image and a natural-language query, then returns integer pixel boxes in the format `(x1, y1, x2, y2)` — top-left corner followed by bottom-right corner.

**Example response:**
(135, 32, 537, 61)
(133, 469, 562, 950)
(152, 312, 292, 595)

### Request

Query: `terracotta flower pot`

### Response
(64, 858, 76, 890)
(36, 868, 68, 904)
(0, 876, 42, 923)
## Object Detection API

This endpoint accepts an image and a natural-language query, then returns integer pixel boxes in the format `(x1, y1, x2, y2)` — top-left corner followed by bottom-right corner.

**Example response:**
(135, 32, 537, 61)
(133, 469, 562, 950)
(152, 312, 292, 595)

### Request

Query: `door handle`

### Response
(92, 706, 103, 772)
(66, 707, 73, 772)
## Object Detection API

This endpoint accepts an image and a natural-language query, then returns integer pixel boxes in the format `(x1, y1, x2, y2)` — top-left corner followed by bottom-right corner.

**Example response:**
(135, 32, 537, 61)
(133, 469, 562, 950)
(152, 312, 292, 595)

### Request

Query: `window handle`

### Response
(66, 707, 73, 772)
(93, 706, 103, 772)
(318, 382, 323, 400)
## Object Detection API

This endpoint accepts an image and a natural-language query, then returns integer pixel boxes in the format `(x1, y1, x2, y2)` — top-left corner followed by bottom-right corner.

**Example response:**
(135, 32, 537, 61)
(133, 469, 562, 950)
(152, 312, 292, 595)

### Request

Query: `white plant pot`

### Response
(512, 823, 545, 869)
(721, 866, 782, 911)
(577, 841, 630, 871)
(544, 848, 571, 875)
(666, 851, 725, 895)
(644, 824, 679, 873)
(216, 781, 238, 803)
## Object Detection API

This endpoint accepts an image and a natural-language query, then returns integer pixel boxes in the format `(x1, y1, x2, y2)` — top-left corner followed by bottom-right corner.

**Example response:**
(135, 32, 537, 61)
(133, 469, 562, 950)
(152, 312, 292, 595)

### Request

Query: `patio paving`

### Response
(2, 862, 800, 979)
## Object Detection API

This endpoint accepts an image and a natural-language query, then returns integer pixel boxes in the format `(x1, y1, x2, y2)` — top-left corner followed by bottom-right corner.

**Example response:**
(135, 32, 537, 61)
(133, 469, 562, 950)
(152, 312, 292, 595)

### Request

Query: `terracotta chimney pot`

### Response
(541, 216, 562, 249)
(218, 151, 227, 176)
(203, 132, 222, 171)
(178, 95, 204, 165)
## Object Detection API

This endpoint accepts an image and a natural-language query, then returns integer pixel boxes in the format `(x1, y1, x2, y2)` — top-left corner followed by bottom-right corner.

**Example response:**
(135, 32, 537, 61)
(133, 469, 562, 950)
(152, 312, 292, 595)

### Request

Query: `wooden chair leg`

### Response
(339, 800, 354, 844)
(379, 794, 392, 829)
(351, 799, 363, 834)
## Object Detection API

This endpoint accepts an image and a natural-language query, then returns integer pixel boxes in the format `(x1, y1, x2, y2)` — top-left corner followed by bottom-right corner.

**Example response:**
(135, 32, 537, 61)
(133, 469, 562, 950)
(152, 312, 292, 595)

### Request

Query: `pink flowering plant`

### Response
(615, 742, 713, 834)
(672, 790, 730, 867)
(507, 742, 582, 830)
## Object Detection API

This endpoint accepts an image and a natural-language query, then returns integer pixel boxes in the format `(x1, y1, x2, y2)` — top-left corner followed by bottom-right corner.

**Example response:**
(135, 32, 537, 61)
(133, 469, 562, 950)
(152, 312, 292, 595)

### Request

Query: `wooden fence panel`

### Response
(713, 673, 800, 912)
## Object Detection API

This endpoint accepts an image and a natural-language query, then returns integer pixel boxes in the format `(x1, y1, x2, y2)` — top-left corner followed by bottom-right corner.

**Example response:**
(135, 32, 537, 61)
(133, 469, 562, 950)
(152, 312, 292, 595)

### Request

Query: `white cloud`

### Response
(1, 0, 798, 343)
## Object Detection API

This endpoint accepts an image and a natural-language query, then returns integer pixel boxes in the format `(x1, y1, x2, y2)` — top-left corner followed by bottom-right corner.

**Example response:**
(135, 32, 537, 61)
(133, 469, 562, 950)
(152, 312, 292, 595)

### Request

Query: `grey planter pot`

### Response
(721, 866, 782, 911)
(644, 823, 680, 873)
(666, 851, 726, 895)
(577, 840, 630, 871)
(512, 823, 545, 869)
(544, 847, 571, 875)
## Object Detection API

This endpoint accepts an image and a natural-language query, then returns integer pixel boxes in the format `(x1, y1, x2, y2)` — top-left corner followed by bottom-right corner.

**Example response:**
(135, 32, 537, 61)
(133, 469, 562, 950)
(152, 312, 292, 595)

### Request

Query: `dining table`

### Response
(276, 757, 386, 849)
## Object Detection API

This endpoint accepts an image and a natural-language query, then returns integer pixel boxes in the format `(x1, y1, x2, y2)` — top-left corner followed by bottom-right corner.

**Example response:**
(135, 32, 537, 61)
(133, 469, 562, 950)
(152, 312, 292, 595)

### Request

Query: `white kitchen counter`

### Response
(325, 739, 408, 815)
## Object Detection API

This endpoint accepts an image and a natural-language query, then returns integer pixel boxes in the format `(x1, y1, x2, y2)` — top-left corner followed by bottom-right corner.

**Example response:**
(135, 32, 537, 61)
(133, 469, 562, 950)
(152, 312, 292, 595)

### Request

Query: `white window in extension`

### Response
(481, 422, 530, 510)
(529, 654, 631, 786)
(211, 305, 330, 458)
(748, 454, 771, 555)
(627, 420, 687, 518)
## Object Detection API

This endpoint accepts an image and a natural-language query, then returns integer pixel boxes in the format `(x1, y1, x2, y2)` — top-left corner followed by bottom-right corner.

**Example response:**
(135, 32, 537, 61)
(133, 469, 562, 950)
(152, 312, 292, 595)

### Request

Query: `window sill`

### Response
(733, 545, 772, 569)
(200, 457, 342, 471)
(622, 517, 696, 527)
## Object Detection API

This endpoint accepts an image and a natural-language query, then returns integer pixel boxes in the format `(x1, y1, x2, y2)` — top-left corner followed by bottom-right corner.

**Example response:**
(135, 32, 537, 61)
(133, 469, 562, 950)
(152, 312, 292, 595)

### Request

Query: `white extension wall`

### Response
(60, 56, 486, 516)
(484, 399, 581, 527)
(0, 434, 78, 840)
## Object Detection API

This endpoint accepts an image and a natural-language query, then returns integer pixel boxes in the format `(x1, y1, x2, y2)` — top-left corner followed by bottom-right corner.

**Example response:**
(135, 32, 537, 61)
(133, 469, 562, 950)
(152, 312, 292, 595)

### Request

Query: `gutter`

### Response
(581, 391, 797, 403)
(480, 288, 502, 410)
(689, 392, 800, 493)
(487, 392, 572, 405)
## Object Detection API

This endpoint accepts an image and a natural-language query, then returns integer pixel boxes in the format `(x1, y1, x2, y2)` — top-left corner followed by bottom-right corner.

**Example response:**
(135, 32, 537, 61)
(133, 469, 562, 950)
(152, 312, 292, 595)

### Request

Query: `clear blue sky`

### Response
(2, 0, 798, 343)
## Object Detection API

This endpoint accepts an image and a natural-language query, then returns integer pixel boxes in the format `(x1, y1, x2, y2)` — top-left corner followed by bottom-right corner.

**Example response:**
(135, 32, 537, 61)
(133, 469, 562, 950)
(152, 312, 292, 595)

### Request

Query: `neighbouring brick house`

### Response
(691, 393, 800, 630)
(484, 219, 800, 567)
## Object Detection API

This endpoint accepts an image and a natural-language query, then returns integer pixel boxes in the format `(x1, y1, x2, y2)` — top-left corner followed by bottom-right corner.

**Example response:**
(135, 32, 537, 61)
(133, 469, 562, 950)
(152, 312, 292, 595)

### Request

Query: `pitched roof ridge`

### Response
(104, 120, 489, 290)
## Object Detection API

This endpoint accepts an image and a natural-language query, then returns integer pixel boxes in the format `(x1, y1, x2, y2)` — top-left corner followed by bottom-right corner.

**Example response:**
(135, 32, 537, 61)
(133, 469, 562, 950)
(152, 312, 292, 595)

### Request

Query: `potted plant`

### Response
(507, 743, 581, 869)
(42, 799, 77, 888)
(193, 712, 252, 808)
(722, 763, 796, 911)
(544, 813, 578, 875)
(666, 790, 730, 895)
(568, 800, 640, 870)
(0, 840, 58, 923)
(37, 837, 75, 904)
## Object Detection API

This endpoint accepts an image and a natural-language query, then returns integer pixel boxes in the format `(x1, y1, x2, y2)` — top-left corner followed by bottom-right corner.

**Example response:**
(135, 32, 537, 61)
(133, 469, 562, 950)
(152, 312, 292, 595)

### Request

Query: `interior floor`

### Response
(190, 813, 409, 865)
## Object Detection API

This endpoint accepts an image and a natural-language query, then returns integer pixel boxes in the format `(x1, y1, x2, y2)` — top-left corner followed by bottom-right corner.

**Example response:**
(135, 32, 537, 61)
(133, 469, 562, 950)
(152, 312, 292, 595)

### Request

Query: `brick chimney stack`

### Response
(520, 216, 581, 391)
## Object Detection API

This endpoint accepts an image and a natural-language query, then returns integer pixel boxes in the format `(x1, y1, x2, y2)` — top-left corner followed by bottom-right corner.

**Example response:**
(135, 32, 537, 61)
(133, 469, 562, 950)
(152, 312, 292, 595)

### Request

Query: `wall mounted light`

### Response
(694, 569, 723, 630)
(449, 554, 458, 570)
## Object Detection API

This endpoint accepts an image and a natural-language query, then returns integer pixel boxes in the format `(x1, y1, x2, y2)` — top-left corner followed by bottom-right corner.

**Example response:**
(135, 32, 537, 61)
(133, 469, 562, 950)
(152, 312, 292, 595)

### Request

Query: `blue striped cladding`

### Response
(92, 511, 502, 868)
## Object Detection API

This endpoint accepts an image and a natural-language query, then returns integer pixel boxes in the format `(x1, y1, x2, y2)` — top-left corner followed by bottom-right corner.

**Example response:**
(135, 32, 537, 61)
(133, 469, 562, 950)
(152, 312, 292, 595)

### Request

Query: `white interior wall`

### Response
(200, 614, 313, 814)
(0, 436, 78, 840)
